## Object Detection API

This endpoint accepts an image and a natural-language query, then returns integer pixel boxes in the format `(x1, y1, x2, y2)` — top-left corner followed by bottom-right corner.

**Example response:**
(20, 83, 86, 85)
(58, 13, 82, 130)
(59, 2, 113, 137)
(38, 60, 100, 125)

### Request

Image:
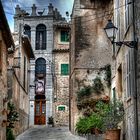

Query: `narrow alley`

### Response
(1, 0, 140, 140)
(16, 126, 86, 140)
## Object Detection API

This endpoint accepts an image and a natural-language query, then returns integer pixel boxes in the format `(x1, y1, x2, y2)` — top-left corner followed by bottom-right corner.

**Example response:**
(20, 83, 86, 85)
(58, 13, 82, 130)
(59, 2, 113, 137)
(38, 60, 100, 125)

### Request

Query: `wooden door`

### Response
(35, 100, 46, 125)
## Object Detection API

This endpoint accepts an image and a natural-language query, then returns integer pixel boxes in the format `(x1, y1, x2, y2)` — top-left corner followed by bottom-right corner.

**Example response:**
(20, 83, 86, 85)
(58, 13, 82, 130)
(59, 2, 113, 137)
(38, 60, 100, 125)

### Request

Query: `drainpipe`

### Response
(132, 0, 138, 139)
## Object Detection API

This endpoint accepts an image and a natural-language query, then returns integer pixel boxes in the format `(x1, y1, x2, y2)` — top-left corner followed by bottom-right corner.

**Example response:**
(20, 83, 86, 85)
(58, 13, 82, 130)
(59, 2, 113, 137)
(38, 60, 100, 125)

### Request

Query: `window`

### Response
(112, 88, 116, 104)
(58, 106, 65, 111)
(117, 65, 122, 98)
(24, 25, 31, 39)
(125, 0, 133, 29)
(60, 30, 69, 42)
(126, 50, 134, 97)
(36, 24, 46, 50)
(23, 56, 26, 88)
(61, 64, 69, 75)
(35, 58, 46, 74)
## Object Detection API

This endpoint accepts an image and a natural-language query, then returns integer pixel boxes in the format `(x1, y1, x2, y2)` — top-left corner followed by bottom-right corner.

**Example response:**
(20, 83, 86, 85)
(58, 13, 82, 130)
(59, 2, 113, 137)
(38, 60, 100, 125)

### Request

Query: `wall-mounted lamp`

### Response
(104, 20, 137, 48)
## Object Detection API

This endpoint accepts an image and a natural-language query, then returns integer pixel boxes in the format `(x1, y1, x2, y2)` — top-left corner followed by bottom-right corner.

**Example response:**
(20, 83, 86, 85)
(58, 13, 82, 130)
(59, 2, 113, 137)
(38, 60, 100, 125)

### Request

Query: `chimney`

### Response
(54, 8, 59, 19)
(15, 5, 21, 16)
(31, 4, 37, 16)
(48, 3, 54, 15)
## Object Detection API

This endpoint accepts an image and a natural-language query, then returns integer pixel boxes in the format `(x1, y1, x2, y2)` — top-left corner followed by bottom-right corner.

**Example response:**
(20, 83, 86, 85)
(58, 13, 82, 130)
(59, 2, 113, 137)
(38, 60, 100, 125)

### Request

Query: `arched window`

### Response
(35, 58, 46, 74)
(24, 25, 31, 39)
(36, 24, 46, 50)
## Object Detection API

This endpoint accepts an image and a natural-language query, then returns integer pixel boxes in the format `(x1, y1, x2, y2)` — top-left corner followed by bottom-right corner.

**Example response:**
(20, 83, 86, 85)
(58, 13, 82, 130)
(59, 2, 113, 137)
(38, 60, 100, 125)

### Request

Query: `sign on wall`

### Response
(35, 79, 45, 94)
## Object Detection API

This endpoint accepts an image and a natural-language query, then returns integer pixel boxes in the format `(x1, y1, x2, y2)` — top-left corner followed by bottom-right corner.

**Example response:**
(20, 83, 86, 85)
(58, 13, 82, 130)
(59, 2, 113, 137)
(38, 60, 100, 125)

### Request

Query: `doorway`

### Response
(35, 95, 46, 125)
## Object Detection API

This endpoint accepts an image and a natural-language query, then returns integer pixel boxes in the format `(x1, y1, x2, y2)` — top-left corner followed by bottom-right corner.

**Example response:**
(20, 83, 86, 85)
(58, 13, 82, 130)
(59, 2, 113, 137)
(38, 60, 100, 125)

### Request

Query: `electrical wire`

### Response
(3, 1, 140, 27)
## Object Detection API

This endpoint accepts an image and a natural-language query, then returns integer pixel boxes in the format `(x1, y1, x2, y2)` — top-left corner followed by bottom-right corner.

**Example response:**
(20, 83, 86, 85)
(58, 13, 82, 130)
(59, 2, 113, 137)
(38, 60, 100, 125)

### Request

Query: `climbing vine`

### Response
(104, 64, 111, 88)
(6, 102, 19, 140)
(92, 77, 104, 93)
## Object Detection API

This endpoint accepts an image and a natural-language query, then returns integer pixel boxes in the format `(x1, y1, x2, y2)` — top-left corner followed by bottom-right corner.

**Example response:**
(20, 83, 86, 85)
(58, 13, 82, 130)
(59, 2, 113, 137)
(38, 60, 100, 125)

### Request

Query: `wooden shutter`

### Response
(61, 64, 69, 75)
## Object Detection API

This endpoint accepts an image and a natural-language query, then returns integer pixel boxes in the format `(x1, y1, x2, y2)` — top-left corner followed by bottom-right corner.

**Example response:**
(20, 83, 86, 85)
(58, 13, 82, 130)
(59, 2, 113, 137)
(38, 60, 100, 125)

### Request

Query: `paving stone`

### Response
(16, 126, 86, 140)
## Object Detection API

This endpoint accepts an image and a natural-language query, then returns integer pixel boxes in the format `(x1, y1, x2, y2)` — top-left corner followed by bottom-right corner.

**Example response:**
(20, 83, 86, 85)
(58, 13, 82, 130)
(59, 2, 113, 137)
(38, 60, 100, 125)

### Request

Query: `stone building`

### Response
(70, 0, 112, 133)
(106, 0, 139, 139)
(53, 22, 70, 126)
(0, 1, 15, 140)
(14, 3, 69, 126)
(7, 32, 35, 135)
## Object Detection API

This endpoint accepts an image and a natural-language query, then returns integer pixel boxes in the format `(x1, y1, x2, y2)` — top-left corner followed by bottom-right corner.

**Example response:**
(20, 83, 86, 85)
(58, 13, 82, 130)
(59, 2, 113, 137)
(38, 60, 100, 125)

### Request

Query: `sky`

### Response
(1, 0, 74, 32)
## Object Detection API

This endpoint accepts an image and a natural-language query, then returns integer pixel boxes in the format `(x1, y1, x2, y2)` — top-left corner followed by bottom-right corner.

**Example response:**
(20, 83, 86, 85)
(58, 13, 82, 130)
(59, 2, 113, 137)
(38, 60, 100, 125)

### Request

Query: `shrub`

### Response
(76, 101, 108, 134)
(6, 128, 15, 140)
(77, 86, 92, 101)
(92, 77, 104, 93)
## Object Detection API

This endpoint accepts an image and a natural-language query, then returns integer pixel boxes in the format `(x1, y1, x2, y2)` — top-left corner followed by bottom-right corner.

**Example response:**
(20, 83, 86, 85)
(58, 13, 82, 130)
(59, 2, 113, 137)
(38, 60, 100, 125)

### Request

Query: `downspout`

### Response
(132, 0, 138, 139)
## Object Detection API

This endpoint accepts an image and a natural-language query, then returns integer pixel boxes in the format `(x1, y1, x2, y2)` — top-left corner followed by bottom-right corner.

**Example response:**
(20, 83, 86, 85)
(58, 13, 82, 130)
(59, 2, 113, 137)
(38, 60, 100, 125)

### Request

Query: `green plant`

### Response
(77, 86, 92, 101)
(92, 77, 104, 93)
(103, 100, 124, 130)
(104, 64, 111, 87)
(48, 116, 54, 126)
(6, 102, 19, 140)
(7, 102, 19, 129)
(76, 101, 108, 134)
(6, 128, 15, 140)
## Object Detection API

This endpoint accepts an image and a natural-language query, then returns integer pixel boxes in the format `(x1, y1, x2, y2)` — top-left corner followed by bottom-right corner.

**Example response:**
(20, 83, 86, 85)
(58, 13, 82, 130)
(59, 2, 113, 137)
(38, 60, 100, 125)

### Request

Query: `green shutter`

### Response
(61, 31, 69, 42)
(61, 64, 69, 75)
(58, 106, 65, 111)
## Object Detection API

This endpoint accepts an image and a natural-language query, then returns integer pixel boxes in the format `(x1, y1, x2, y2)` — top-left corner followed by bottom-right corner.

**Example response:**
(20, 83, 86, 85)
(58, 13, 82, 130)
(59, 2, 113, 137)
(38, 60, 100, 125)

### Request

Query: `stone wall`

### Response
(53, 25, 70, 126)
(0, 32, 8, 140)
(70, 0, 112, 133)
(135, 0, 140, 139)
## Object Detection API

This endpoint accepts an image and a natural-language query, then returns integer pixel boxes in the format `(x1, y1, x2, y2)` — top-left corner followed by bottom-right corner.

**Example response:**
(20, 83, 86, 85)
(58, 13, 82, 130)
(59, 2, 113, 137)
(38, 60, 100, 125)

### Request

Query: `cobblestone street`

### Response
(16, 126, 86, 140)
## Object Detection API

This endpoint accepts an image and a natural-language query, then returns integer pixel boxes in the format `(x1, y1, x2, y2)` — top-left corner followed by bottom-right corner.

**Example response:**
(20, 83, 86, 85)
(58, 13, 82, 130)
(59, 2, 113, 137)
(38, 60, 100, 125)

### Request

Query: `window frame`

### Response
(36, 24, 46, 50)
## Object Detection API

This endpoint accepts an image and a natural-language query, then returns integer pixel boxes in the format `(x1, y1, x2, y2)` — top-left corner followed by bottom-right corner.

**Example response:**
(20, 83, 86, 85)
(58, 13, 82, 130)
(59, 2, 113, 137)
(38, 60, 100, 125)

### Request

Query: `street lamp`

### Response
(104, 20, 137, 48)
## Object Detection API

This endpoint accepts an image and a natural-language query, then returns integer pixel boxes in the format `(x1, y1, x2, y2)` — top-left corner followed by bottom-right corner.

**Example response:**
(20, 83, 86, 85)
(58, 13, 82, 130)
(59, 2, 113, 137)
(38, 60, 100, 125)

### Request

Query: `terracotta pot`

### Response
(105, 129, 121, 140)
(95, 128, 99, 136)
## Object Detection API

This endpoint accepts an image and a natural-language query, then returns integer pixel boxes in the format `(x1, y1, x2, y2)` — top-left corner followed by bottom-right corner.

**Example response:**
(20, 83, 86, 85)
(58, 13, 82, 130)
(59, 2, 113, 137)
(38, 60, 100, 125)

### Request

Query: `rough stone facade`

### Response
(0, 32, 8, 140)
(112, 0, 137, 139)
(70, 0, 112, 133)
(14, 3, 68, 126)
(53, 23, 70, 126)
(135, 0, 140, 139)
(7, 33, 35, 136)
(0, 1, 15, 139)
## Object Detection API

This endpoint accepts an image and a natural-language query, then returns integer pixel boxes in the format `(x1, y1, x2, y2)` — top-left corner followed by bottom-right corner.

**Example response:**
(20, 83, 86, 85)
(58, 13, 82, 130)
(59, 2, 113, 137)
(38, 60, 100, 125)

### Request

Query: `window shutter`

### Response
(61, 31, 69, 42)
(61, 31, 65, 42)
(58, 106, 65, 111)
(61, 64, 69, 75)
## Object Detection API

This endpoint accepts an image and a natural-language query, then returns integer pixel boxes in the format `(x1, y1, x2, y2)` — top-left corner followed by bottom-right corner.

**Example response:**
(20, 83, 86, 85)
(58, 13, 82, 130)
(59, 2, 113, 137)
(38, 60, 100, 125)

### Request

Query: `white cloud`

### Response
(2, 0, 74, 32)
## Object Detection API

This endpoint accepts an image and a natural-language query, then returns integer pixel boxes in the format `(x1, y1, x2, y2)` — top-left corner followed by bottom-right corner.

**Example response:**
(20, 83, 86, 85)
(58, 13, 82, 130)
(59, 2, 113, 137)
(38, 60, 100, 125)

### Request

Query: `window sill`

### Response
(58, 42, 69, 45)
(61, 75, 69, 77)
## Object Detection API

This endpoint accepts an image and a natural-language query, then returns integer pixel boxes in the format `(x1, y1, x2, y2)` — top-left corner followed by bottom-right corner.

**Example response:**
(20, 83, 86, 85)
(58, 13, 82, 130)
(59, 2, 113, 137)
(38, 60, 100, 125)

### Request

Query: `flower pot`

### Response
(105, 129, 121, 140)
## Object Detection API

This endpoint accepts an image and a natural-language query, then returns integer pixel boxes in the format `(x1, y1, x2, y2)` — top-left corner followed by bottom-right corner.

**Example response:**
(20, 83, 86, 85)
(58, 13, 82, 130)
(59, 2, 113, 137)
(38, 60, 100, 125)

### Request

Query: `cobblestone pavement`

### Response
(16, 126, 86, 140)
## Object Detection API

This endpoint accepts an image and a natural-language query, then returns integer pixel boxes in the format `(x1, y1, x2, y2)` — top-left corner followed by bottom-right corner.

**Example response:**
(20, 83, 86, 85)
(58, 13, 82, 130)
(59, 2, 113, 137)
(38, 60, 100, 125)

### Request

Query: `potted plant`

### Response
(103, 100, 124, 140)
(75, 100, 108, 135)
(47, 116, 54, 127)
